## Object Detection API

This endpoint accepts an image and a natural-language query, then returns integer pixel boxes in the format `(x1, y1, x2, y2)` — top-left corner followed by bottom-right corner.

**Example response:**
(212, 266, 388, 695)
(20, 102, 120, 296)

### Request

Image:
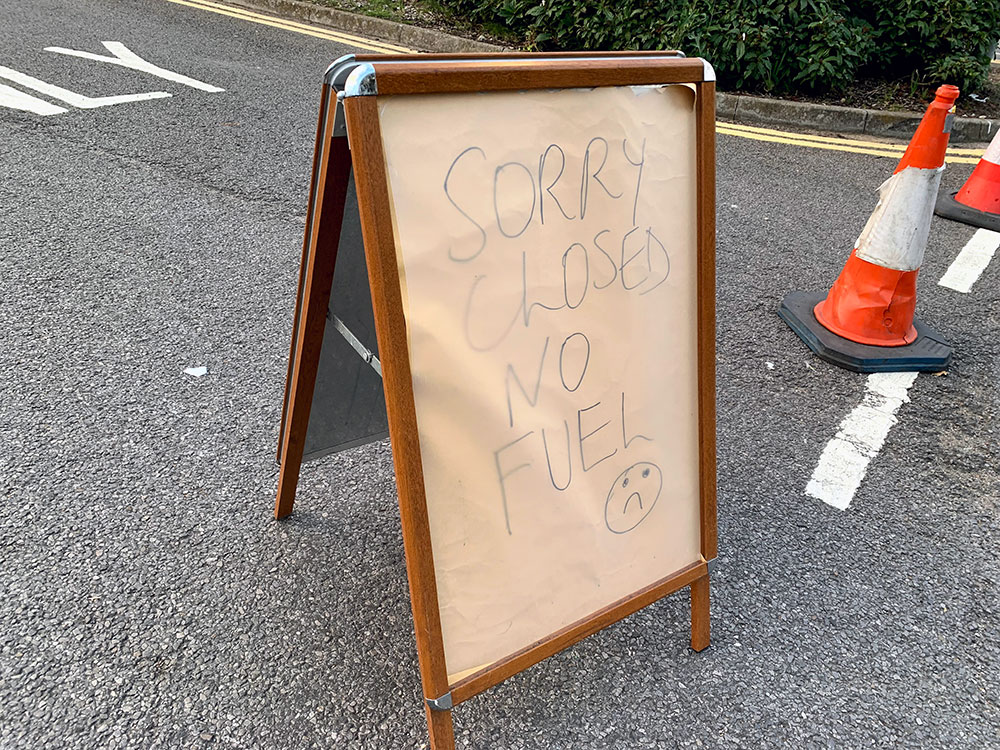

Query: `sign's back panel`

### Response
(303, 169, 389, 461)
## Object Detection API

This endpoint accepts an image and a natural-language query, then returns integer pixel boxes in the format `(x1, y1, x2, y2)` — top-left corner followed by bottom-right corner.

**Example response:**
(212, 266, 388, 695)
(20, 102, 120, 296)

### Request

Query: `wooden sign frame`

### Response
(276, 51, 687, 518)
(279, 53, 716, 750)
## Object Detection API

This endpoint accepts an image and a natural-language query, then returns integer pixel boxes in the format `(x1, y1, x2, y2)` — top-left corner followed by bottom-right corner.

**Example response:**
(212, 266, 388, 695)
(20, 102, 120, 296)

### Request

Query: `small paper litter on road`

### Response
(184, 366, 208, 377)
(766, 361, 775, 370)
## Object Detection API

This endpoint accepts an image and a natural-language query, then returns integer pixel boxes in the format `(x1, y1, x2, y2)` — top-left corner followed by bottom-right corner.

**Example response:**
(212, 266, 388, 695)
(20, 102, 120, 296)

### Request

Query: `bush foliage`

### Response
(445, 0, 1000, 95)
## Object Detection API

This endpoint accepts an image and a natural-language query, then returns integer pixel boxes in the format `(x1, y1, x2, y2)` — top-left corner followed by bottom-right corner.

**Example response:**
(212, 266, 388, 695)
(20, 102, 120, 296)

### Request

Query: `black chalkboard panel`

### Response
(302, 169, 388, 460)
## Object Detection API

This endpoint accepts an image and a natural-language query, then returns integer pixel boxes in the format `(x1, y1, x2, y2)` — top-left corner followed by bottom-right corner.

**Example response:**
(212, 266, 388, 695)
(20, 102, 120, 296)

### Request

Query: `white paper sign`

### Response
(378, 84, 702, 681)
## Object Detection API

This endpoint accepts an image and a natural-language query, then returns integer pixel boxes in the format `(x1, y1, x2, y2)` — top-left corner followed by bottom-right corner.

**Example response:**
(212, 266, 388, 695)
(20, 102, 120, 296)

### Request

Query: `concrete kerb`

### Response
(220, 0, 998, 143)
(718, 92, 998, 143)
(223, 0, 505, 53)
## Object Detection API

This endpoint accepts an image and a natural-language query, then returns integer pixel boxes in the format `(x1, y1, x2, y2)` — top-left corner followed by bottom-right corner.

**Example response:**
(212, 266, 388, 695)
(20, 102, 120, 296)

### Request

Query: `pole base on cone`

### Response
(934, 191, 1000, 232)
(778, 291, 951, 373)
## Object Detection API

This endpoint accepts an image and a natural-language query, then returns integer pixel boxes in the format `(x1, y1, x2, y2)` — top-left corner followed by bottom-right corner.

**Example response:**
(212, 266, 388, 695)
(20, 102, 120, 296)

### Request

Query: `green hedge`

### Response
(446, 0, 1000, 95)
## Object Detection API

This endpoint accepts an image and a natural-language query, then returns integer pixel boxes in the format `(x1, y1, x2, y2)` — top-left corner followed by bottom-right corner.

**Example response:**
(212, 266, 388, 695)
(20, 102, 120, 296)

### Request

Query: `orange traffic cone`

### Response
(935, 127, 1000, 230)
(779, 84, 959, 372)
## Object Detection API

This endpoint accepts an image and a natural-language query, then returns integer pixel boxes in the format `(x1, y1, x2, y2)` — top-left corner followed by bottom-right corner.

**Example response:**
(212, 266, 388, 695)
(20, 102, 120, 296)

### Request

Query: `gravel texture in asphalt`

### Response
(2, 1, 998, 748)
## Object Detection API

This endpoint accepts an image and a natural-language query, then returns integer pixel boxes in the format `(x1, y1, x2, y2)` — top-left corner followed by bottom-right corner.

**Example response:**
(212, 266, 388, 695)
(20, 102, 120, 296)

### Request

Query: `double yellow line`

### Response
(165, 0, 990, 164)
(718, 121, 985, 164)
(163, 0, 414, 54)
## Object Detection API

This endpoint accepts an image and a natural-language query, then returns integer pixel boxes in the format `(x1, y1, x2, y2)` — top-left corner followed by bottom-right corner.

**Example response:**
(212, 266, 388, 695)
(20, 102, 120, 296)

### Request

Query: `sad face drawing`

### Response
(604, 462, 663, 534)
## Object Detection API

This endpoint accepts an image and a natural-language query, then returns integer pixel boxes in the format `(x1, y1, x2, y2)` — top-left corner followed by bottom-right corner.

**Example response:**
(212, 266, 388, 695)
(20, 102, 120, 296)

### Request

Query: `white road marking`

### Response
(938, 228, 1000, 293)
(0, 82, 67, 115)
(45, 41, 224, 93)
(806, 371, 919, 510)
(0, 65, 170, 108)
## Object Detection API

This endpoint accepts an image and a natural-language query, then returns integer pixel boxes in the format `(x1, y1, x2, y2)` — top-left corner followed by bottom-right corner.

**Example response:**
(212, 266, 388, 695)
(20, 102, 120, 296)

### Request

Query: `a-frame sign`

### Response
(276, 53, 717, 749)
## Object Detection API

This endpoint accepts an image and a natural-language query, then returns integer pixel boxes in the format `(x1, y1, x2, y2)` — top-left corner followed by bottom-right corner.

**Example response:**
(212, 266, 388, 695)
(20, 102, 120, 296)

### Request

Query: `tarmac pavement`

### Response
(1, 1, 998, 748)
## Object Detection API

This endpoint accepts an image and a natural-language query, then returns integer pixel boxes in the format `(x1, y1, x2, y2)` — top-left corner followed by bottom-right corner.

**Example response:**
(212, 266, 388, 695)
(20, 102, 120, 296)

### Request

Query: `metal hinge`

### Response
(426, 692, 453, 711)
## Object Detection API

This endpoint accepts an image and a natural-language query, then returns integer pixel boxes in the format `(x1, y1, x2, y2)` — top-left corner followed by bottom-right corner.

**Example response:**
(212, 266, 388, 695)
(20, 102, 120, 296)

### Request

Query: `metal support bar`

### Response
(331, 314, 382, 377)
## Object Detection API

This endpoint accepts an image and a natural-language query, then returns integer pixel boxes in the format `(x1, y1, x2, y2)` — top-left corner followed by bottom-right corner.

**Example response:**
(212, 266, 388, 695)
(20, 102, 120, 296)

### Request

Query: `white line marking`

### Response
(0, 82, 67, 115)
(45, 41, 224, 93)
(806, 371, 919, 510)
(0, 65, 171, 108)
(938, 228, 1000, 293)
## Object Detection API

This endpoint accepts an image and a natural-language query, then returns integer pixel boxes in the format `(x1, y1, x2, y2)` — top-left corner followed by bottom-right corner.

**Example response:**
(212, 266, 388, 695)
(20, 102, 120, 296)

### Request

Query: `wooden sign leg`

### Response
(279, 85, 332, 465)
(424, 706, 456, 750)
(274, 90, 353, 520)
(693, 75, 716, 656)
(690, 573, 710, 652)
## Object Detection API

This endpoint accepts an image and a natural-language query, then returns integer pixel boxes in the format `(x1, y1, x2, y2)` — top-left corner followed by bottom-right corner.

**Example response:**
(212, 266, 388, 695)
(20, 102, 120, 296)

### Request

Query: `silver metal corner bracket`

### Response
(706, 557, 719, 575)
(324, 54, 356, 85)
(702, 59, 716, 82)
(330, 60, 363, 137)
(426, 692, 453, 711)
(329, 61, 361, 91)
(344, 63, 378, 97)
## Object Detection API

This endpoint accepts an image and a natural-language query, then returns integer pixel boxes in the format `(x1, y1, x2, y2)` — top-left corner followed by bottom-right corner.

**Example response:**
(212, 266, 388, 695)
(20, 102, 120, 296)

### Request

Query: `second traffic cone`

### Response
(778, 84, 958, 373)
(935, 127, 1000, 231)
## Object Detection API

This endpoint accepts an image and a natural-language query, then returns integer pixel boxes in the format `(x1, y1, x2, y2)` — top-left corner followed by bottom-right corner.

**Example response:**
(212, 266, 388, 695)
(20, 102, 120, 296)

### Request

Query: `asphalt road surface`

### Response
(2, 1, 998, 748)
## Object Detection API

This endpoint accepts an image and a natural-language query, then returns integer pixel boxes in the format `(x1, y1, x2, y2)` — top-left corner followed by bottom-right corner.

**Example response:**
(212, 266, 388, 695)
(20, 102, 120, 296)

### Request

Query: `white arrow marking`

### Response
(0, 82, 67, 115)
(45, 41, 224, 93)
(0, 65, 170, 109)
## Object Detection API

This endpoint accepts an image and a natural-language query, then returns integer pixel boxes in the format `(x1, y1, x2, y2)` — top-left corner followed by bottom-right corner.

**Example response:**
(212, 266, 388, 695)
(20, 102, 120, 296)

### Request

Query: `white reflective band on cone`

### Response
(855, 165, 945, 272)
(983, 128, 1000, 165)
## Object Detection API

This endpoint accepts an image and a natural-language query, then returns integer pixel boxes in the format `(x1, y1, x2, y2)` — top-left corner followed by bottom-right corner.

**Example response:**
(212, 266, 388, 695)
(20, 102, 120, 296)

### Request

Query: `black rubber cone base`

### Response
(934, 191, 1000, 232)
(778, 291, 952, 373)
